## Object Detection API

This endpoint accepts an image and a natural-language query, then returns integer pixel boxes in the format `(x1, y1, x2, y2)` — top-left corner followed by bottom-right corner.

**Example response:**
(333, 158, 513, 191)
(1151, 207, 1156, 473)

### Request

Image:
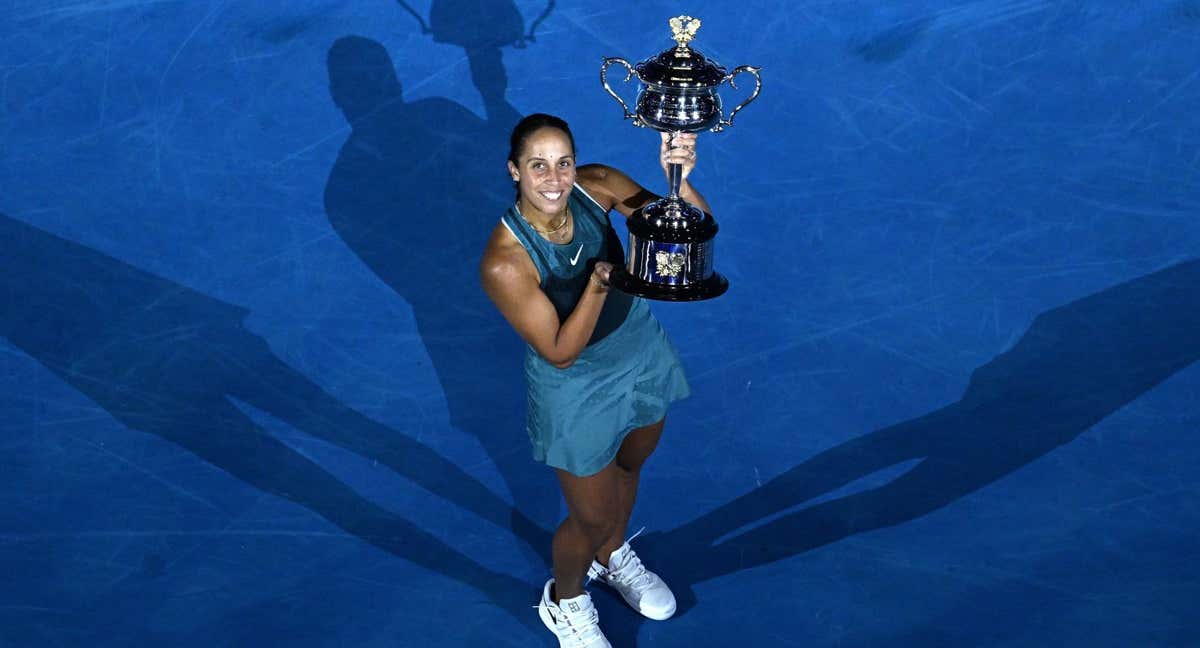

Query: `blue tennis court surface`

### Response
(2, 2, 1198, 646)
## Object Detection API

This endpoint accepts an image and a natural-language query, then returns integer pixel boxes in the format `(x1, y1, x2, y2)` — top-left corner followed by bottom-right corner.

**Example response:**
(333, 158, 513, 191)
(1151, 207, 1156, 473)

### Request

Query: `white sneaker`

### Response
(536, 579, 612, 648)
(587, 530, 677, 620)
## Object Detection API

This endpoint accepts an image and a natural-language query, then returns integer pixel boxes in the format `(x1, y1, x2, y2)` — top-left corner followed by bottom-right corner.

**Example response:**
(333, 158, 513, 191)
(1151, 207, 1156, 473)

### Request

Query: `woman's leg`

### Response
(552, 462, 621, 601)
(595, 417, 665, 564)
(551, 417, 667, 598)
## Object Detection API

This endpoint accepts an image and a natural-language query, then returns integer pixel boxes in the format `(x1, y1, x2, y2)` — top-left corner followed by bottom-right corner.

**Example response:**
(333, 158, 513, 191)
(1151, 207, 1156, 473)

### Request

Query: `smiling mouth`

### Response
(539, 191, 563, 201)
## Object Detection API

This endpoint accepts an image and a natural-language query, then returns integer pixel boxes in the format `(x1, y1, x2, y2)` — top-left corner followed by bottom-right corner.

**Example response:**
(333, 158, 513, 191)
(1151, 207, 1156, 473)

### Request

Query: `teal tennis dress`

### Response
(501, 184, 690, 477)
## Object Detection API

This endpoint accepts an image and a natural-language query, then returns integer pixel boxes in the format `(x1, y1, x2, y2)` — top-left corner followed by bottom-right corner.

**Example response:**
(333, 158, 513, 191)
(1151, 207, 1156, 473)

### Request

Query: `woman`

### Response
(480, 113, 707, 647)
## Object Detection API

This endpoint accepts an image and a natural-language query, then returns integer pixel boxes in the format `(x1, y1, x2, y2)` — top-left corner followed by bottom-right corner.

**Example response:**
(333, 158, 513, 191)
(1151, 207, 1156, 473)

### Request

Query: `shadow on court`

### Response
(323, 1, 562, 537)
(598, 258, 1200, 645)
(0, 212, 543, 634)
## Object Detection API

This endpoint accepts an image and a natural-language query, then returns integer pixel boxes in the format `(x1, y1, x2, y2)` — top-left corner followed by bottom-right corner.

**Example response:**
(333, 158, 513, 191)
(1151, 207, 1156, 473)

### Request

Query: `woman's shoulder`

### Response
(481, 221, 538, 285)
(577, 164, 654, 217)
(576, 163, 620, 189)
(576, 164, 631, 211)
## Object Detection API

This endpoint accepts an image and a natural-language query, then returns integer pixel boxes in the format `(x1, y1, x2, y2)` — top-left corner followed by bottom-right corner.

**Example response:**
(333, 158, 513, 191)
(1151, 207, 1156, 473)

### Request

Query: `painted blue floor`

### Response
(2, 1, 1198, 646)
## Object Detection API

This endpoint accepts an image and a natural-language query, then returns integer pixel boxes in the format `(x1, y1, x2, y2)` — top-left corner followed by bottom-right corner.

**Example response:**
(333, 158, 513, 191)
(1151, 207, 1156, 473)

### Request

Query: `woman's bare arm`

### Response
(577, 131, 710, 217)
(479, 225, 613, 369)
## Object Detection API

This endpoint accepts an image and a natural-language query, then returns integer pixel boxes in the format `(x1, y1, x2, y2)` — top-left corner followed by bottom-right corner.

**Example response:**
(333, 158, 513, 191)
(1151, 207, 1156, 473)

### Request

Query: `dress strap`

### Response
(500, 205, 554, 285)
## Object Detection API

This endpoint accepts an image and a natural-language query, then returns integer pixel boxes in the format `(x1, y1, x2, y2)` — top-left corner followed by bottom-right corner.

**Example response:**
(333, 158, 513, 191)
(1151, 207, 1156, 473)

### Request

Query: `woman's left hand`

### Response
(660, 131, 698, 180)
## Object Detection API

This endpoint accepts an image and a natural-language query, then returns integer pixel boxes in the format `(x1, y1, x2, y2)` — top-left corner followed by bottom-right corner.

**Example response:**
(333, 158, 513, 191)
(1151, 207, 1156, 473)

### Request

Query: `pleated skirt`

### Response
(523, 298, 690, 477)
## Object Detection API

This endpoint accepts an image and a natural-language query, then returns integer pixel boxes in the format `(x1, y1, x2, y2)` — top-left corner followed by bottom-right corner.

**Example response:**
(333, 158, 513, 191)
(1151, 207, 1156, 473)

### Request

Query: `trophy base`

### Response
(609, 266, 729, 302)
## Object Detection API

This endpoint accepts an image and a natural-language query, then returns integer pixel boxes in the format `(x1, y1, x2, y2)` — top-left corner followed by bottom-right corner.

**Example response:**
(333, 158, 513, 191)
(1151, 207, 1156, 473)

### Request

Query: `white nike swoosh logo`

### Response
(569, 244, 584, 266)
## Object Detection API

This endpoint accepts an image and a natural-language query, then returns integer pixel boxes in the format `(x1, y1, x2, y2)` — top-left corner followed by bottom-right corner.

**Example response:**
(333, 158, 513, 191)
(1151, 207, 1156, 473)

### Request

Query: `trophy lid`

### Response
(634, 16, 727, 88)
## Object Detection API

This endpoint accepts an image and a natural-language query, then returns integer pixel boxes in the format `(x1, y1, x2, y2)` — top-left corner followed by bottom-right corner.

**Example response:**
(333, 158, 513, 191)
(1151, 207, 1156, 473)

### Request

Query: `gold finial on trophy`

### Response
(669, 15, 701, 49)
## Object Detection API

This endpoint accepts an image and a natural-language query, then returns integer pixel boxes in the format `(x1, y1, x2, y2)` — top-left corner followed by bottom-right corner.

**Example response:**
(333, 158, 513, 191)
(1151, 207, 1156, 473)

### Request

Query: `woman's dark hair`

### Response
(507, 113, 575, 166)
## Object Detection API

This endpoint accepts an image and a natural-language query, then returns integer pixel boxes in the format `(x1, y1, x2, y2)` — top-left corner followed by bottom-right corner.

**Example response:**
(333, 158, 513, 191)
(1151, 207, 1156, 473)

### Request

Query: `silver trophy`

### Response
(601, 15, 761, 301)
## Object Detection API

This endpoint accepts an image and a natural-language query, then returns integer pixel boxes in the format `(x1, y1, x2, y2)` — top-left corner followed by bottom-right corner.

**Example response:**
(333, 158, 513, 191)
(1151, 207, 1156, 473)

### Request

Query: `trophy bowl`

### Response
(601, 15, 761, 301)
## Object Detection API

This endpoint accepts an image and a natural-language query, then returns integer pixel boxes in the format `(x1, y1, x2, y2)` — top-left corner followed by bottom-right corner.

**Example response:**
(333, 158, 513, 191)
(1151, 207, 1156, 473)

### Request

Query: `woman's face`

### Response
(508, 127, 576, 217)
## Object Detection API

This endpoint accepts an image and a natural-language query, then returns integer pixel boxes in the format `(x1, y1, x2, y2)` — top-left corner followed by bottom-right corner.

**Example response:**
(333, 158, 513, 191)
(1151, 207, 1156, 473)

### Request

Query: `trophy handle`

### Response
(600, 57, 645, 127)
(713, 65, 762, 132)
